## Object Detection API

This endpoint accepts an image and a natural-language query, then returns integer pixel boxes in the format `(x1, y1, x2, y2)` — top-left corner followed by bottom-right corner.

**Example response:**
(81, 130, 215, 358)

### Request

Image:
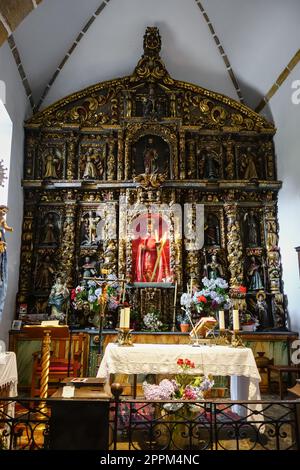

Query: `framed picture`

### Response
(11, 320, 22, 331)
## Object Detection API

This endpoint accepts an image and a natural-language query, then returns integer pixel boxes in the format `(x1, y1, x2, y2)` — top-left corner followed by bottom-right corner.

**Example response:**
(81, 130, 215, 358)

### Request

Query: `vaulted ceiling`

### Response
(1, 0, 300, 121)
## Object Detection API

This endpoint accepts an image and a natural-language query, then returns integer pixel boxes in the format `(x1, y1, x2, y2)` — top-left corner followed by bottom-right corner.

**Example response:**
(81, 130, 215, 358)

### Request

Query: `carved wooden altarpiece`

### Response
(19, 27, 286, 330)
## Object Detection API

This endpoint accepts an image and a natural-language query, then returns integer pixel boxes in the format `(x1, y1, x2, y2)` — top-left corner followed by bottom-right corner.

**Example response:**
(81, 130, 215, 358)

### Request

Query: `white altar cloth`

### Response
(97, 343, 263, 421)
(0, 352, 18, 396)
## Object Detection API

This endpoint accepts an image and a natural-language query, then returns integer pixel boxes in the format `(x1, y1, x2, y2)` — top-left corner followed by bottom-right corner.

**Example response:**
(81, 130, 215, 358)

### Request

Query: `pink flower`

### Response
(183, 386, 197, 400)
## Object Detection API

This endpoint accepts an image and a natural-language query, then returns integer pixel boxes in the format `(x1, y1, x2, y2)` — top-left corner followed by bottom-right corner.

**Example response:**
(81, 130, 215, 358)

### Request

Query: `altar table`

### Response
(97, 343, 262, 420)
(0, 352, 18, 448)
(0, 352, 18, 397)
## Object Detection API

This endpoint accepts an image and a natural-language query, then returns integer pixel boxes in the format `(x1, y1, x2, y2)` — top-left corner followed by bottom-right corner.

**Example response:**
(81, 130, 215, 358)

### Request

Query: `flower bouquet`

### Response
(143, 358, 214, 402)
(143, 358, 214, 449)
(192, 277, 231, 316)
(71, 275, 120, 327)
(142, 309, 167, 332)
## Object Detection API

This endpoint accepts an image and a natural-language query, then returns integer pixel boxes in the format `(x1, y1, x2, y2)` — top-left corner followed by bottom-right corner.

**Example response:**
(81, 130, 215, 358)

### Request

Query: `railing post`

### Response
(111, 383, 123, 451)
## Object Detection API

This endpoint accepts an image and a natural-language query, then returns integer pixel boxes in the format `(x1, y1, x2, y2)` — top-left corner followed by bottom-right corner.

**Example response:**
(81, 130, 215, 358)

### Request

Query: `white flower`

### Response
(180, 293, 193, 308)
(215, 278, 228, 289)
(75, 285, 85, 293)
(95, 288, 102, 297)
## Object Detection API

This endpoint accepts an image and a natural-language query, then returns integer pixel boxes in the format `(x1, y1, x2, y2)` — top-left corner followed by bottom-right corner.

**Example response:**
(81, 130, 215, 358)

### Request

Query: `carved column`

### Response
(59, 192, 77, 288)
(186, 138, 196, 179)
(118, 190, 128, 280)
(224, 140, 235, 179)
(18, 200, 36, 305)
(184, 191, 201, 285)
(66, 132, 78, 180)
(107, 134, 117, 181)
(179, 129, 186, 179)
(264, 204, 285, 327)
(24, 133, 36, 179)
(224, 202, 245, 307)
(117, 129, 124, 180)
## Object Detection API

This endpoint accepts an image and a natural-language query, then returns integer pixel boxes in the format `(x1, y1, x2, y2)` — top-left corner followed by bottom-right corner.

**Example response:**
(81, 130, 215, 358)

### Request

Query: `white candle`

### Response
(119, 308, 125, 328)
(233, 309, 240, 331)
(124, 307, 130, 328)
(190, 278, 193, 294)
(219, 310, 225, 330)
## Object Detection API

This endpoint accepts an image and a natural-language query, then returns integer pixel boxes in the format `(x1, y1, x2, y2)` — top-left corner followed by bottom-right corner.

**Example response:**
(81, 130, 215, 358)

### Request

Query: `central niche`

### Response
(131, 213, 171, 284)
(132, 134, 170, 177)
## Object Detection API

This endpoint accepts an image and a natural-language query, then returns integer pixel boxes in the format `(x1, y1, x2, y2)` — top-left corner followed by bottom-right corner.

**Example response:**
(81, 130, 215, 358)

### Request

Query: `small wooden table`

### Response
(268, 365, 300, 399)
(51, 377, 110, 399)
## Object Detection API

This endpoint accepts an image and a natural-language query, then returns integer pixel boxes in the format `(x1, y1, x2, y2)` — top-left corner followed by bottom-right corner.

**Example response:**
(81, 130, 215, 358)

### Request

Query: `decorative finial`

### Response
(143, 26, 161, 57)
(131, 27, 173, 85)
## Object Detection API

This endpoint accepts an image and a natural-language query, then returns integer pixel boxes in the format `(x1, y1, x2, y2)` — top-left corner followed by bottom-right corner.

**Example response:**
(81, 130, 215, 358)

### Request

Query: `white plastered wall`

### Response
(0, 42, 29, 347)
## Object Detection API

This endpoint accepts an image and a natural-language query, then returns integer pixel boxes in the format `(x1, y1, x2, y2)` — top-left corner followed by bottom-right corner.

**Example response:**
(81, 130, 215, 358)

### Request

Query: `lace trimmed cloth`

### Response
(97, 343, 264, 426)
(0, 352, 18, 396)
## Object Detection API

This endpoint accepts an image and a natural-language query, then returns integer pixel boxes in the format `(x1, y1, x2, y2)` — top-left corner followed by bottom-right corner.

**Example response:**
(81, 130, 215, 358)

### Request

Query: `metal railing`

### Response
(0, 396, 299, 450)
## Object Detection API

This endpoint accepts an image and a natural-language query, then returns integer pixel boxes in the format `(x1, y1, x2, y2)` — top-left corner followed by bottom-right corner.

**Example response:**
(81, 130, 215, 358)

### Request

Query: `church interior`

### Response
(0, 0, 300, 455)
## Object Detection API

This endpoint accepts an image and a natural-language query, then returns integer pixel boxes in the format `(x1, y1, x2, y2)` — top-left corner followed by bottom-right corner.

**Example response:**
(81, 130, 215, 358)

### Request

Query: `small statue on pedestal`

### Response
(83, 155, 98, 179)
(255, 290, 269, 330)
(48, 276, 69, 322)
(0, 206, 13, 289)
(247, 256, 264, 291)
(82, 256, 97, 279)
(204, 253, 223, 279)
(244, 210, 259, 247)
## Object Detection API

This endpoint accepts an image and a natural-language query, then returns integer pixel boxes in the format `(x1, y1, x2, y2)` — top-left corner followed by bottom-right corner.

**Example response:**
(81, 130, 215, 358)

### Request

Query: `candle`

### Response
(190, 278, 193, 294)
(119, 308, 125, 328)
(233, 309, 240, 331)
(124, 307, 130, 328)
(173, 282, 178, 307)
(219, 310, 225, 330)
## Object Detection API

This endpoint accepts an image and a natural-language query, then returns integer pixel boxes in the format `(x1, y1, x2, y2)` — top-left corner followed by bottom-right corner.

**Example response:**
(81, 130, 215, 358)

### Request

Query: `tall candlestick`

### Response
(121, 277, 126, 303)
(219, 310, 225, 330)
(173, 282, 178, 308)
(233, 309, 240, 331)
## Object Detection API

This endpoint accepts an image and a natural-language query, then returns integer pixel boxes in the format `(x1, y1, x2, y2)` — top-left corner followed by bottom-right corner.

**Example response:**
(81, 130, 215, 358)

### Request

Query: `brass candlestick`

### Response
(215, 329, 231, 345)
(116, 328, 134, 346)
(231, 330, 245, 348)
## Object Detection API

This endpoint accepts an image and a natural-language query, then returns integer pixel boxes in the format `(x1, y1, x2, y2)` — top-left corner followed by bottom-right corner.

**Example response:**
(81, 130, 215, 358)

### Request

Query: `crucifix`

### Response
(83, 275, 127, 360)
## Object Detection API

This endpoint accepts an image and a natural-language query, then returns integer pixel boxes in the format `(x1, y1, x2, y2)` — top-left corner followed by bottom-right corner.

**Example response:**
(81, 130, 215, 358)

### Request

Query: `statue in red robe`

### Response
(133, 233, 170, 283)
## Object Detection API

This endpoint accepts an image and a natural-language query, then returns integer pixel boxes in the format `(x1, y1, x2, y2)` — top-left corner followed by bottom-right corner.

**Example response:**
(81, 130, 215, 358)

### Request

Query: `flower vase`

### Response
(160, 403, 202, 450)
(180, 323, 190, 333)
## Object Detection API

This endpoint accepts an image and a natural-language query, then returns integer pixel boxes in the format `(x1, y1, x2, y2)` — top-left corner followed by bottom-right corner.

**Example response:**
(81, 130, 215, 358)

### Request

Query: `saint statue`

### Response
(204, 253, 223, 279)
(134, 220, 170, 283)
(143, 138, 159, 174)
(48, 276, 69, 322)
(244, 210, 259, 247)
(242, 147, 258, 180)
(41, 213, 59, 245)
(143, 84, 156, 117)
(256, 291, 269, 330)
(0, 206, 12, 292)
(43, 149, 61, 179)
(83, 156, 98, 179)
(247, 256, 264, 291)
(82, 256, 97, 279)
(202, 149, 219, 179)
(35, 255, 54, 289)
(204, 214, 220, 246)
